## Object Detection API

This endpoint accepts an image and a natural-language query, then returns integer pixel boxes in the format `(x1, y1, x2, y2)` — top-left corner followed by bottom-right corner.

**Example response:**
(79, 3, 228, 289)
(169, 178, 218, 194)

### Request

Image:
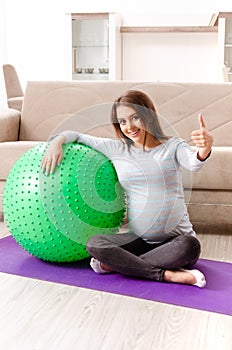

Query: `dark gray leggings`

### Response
(86, 232, 201, 281)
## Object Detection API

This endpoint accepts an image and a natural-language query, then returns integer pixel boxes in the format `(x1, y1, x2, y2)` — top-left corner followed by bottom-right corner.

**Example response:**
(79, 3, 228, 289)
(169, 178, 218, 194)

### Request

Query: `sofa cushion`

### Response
(191, 147, 232, 190)
(3, 80, 231, 190)
(0, 141, 39, 180)
(19, 81, 135, 141)
(0, 108, 20, 142)
(19, 81, 232, 147)
(0, 143, 230, 193)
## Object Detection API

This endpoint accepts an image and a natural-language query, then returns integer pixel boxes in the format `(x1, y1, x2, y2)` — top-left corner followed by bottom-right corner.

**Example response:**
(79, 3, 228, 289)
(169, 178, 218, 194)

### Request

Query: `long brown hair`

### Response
(111, 90, 169, 147)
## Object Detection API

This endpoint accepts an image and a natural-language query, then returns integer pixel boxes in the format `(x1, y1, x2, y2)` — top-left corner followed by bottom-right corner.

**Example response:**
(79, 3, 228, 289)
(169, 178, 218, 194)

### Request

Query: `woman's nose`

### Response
(127, 120, 135, 129)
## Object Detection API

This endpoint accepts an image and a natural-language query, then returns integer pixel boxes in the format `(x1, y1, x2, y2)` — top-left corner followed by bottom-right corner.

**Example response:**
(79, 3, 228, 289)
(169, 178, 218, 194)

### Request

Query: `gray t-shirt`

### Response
(57, 131, 207, 243)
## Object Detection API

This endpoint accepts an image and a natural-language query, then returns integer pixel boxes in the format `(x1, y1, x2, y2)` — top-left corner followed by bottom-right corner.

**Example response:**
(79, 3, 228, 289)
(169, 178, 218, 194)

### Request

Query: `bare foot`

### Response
(100, 262, 113, 272)
(90, 258, 113, 274)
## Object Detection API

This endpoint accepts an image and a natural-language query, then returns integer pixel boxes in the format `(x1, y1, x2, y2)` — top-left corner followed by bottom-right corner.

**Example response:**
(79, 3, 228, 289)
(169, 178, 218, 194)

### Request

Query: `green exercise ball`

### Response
(3, 142, 125, 262)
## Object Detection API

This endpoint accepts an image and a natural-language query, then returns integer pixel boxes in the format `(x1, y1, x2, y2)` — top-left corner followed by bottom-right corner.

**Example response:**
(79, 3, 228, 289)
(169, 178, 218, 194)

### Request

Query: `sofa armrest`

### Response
(0, 108, 21, 142)
(7, 96, 23, 112)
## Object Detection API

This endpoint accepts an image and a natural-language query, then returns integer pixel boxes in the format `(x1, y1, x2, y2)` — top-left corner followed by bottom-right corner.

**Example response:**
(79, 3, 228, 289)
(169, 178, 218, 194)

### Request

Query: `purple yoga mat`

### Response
(0, 235, 232, 316)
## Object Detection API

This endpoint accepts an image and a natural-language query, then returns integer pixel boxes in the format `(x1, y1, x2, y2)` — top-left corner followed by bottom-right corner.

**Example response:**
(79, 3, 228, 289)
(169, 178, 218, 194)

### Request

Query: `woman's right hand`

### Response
(40, 135, 66, 175)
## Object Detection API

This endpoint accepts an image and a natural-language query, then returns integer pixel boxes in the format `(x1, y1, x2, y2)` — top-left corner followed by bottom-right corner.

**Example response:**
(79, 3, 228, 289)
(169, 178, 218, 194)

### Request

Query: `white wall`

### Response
(0, 0, 232, 106)
(0, 0, 7, 106)
(122, 32, 219, 82)
(0, 0, 71, 106)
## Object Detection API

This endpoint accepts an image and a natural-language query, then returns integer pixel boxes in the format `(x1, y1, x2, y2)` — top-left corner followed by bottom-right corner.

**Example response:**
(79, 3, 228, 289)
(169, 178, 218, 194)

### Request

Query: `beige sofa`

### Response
(0, 81, 232, 232)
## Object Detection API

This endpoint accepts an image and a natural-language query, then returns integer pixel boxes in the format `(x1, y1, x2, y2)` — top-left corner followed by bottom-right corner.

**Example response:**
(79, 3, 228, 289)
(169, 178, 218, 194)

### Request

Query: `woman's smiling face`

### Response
(116, 105, 146, 148)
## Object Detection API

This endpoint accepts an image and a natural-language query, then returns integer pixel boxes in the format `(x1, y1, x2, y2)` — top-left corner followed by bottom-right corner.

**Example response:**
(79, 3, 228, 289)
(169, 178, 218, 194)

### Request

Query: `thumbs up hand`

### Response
(191, 113, 214, 161)
(198, 113, 206, 129)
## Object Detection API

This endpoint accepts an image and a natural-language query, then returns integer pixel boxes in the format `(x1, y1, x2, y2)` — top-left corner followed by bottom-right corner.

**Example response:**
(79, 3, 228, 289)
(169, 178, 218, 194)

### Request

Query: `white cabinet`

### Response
(218, 13, 232, 82)
(72, 13, 121, 81)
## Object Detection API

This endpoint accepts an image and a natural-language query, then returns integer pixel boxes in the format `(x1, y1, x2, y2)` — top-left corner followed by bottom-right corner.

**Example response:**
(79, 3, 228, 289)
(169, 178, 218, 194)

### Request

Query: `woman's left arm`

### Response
(191, 113, 214, 161)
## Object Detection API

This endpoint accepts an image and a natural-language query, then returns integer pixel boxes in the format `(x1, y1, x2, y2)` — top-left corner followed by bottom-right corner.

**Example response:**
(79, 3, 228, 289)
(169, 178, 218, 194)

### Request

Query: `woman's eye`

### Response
(132, 115, 139, 121)
(119, 120, 126, 125)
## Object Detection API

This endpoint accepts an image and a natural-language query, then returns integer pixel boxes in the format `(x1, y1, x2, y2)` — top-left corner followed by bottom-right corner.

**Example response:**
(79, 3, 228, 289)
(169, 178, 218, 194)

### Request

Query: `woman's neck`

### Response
(133, 135, 162, 150)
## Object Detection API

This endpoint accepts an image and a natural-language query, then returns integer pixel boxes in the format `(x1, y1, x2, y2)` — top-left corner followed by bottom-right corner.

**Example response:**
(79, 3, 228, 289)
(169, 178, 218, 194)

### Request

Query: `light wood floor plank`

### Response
(0, 273, 231, 350)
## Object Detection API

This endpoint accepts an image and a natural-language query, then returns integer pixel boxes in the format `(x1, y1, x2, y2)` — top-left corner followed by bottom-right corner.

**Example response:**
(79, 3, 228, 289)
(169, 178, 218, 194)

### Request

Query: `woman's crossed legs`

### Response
(86, 232, 206, 287)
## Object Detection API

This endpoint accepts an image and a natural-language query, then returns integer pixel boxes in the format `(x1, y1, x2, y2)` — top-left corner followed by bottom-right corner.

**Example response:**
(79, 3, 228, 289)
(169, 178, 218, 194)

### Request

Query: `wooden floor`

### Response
(0, 221, 231, 350)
